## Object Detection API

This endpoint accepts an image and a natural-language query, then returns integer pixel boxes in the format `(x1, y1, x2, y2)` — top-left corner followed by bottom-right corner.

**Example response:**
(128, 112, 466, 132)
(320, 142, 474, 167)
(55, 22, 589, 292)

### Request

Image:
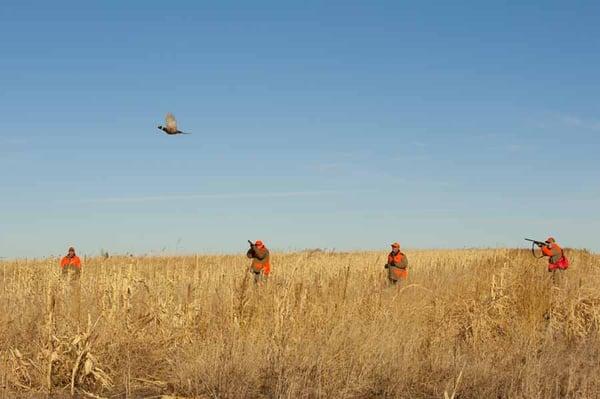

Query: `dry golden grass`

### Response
(1, 248, 600, 398)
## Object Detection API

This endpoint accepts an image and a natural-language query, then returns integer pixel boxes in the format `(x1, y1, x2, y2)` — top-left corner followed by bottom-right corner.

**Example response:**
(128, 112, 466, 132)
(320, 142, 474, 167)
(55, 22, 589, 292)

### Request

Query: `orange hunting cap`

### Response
(255, 240, 264, 248)
(545, 237, 555, 243)
(391, 242, 400, 249)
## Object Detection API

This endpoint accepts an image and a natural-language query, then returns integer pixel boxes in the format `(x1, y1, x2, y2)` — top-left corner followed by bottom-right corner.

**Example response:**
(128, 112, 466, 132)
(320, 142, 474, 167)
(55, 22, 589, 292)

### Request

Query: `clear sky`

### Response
(1, 1, 599, 258)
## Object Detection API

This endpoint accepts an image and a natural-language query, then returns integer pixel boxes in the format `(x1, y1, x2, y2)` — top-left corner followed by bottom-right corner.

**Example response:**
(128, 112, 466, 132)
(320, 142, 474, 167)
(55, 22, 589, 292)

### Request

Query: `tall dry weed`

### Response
(0, 249, 599, 398)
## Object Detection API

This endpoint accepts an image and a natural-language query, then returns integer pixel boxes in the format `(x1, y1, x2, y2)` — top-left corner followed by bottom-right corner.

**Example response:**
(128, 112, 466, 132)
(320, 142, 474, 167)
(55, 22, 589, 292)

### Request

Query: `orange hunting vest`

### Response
(388, 252, 408, 279)
(60, 256, 82, 269)
(388, 252, 404, 265)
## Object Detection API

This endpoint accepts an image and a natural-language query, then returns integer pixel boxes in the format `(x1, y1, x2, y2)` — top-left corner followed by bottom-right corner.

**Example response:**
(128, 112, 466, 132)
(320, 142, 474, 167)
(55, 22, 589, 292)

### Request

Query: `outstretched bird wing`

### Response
(165, 113, 178, 132)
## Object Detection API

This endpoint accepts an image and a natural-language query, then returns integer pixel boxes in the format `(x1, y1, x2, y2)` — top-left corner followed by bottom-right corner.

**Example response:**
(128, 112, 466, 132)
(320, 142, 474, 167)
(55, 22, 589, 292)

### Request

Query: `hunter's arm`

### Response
(399, 254, 408, 269)
(254, 250, 268, 261)
(541, 246, 553, 257)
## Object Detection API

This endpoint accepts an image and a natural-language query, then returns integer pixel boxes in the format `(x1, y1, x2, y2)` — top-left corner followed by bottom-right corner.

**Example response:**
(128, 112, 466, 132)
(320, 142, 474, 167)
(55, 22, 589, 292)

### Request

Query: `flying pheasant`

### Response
(157, 113, 190, 135)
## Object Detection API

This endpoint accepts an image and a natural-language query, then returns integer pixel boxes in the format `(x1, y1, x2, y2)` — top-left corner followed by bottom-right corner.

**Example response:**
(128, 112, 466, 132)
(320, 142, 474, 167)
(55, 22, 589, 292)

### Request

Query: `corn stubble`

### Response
(1, 249, 600, 398)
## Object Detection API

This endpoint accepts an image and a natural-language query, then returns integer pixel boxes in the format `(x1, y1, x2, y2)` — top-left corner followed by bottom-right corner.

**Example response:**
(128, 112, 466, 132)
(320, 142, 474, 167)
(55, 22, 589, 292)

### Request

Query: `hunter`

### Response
(60, 246, 82, 279)
(537, 237, 569, 272)
(384, 242, 408, 284)
(247, 240, 271, 283)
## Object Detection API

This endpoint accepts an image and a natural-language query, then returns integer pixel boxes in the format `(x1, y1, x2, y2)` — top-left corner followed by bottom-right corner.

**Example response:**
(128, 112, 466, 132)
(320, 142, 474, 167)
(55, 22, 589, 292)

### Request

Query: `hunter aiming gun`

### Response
(524, 238, 548, 259)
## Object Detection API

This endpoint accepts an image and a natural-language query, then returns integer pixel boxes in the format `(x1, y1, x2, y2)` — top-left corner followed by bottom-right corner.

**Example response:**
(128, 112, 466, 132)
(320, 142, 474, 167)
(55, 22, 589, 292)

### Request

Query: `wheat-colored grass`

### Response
(1, 249, 600, 398)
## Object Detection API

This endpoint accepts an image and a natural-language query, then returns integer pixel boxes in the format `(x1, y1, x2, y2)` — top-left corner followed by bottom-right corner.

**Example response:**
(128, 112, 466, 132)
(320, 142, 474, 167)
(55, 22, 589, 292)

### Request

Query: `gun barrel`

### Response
(525, 238, 546, 246)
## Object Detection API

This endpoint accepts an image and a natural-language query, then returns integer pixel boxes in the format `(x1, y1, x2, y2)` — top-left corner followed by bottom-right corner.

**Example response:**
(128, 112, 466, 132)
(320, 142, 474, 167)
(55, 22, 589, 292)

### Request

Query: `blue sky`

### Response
(1, 1, 599, 258)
